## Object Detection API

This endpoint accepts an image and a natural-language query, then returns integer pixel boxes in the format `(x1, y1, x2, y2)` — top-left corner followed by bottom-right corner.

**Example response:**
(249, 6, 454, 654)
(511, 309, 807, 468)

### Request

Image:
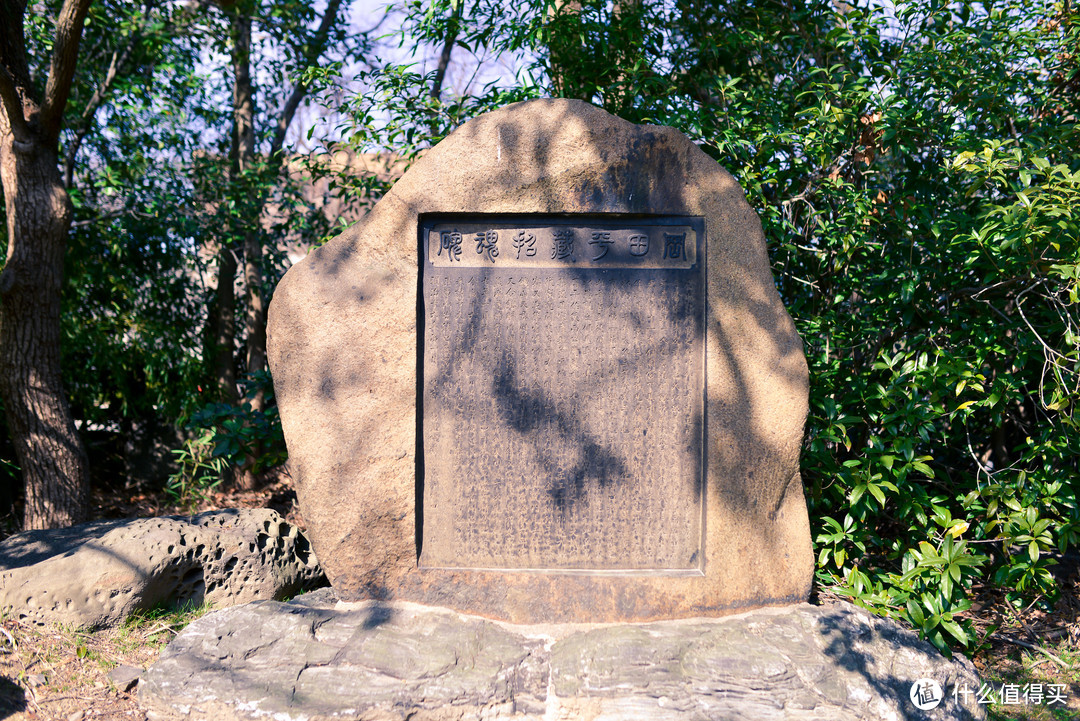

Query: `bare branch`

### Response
(268, 81, 307, 160)
(353, 7, 391, 36)
(69, 208, 131, 227)
(990, 633, 1074, 669)
(39, 0, 93, 146)
(268, 0, 343, 160)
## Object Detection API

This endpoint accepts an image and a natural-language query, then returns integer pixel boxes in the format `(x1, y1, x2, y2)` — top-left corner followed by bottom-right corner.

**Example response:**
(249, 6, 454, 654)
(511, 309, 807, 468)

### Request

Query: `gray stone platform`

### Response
(139, 589, 983, 721)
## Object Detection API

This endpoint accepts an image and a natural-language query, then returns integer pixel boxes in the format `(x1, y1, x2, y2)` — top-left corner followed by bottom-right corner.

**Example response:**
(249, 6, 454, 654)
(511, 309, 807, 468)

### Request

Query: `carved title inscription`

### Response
(428, 221, 697, 270)
(421, 216, 705, 572)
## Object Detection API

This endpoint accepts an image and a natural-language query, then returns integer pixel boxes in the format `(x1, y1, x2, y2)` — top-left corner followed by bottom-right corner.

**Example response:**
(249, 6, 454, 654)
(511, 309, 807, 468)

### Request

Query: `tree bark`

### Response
(0, 139, 90, 530)
(202, 2, 255, 408)
(231, 5, 264, 383)
(0, 0, 93, 530)
(204, 241, 240, 404)
(545, 1, 585, 100)
(231, 3, 260, 490)
(244, 0, 342, 387)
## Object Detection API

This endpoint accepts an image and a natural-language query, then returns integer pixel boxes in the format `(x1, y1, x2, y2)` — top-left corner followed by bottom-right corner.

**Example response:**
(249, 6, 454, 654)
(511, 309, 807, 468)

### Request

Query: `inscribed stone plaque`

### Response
(420, 215, 705, 572)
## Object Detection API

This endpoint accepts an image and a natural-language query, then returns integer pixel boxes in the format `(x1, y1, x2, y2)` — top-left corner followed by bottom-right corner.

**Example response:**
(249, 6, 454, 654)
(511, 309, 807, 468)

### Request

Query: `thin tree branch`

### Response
(990, 632, 1075, 669)
(268, 0, 343, 160)
(357, 9, 390, 36)
(69, 208, 131, 227)
(268, 81, 307, 161)
(39, 0, 93, 146)
(955, 277, 1025, 299)
(430, 3, 463, 100)
(0, 63, 31, 144)
(63, 12, 146, 188)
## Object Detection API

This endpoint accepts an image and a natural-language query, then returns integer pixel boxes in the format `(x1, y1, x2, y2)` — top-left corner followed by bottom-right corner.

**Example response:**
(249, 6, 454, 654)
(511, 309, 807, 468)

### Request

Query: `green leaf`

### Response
(850, 484, 867, 505)
(911, 462, 935, 479)
(907, 600, 925, 626)
(940, 619, 969, 646)
(868, 484, 887, 507)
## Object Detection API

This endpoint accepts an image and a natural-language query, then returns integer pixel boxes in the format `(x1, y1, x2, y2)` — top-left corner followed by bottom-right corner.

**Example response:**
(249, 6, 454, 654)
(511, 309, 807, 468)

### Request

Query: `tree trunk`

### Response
(243, 227, 266, 382)
(231, 4, 260, 490)
(546, 1, 586, 100)
(430, 2, 462, 101)
(0, 107, 90, 531)
(231, 7, 264, 383)
(204, 241, 240, 404)
(0, 0, 94, 530)
(201, 2, 256, 409)
(205, 0, 342, 490)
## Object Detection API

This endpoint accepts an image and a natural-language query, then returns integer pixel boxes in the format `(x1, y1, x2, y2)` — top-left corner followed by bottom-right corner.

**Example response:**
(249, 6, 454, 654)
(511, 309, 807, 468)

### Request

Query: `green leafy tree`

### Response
(1, 0, 242, 528)
(68, 0, 370, 491)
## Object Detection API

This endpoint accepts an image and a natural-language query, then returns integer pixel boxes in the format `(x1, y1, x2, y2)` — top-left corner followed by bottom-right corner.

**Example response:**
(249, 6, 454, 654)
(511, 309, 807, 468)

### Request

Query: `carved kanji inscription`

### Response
(421, 216, 705, 572)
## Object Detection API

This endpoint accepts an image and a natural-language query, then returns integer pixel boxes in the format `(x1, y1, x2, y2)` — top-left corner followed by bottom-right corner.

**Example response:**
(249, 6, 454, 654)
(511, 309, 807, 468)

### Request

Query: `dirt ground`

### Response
(2, 472, 1080, 720)
(0, 612, 174, 720)
(968, 581, 1080, 721)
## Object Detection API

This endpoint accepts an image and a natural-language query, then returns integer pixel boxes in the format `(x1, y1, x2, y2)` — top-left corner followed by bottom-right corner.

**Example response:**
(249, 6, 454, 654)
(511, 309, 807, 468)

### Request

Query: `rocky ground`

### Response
(2, 588, 1078, 721)
(1, 472, 1078, 720)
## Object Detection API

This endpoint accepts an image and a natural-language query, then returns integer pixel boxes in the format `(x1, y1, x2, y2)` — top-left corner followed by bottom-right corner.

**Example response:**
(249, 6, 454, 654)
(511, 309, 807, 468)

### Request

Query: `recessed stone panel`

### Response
(420, 215, 705, 572)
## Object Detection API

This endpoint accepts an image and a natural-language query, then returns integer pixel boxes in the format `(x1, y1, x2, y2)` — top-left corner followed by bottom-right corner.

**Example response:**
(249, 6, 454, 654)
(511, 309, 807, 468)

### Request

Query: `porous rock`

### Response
(139, 589, 984, 721)
(267, 97, 813, 623)
(0, 509, 325, 629)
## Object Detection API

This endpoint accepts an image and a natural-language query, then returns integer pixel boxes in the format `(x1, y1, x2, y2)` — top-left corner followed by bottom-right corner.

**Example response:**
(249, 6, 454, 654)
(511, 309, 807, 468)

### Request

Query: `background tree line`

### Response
(1, 0, 1077, 653)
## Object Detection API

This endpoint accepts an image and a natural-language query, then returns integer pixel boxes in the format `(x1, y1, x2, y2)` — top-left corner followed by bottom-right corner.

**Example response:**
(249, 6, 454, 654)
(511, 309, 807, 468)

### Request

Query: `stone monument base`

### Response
(139, 589, 983, 721)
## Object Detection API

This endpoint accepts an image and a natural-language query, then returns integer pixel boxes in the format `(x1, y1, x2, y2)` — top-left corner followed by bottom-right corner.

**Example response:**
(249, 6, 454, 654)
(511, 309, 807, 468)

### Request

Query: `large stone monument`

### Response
(140, 100, 985, 721)
(266, 98, 813, 622)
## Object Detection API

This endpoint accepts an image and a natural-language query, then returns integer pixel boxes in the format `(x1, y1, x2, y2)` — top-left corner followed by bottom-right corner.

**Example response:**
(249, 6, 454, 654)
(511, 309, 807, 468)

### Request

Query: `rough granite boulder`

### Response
(267, 97, 813, 623)
(0, 509, 325, 629)
(139, 589, 985, 721)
